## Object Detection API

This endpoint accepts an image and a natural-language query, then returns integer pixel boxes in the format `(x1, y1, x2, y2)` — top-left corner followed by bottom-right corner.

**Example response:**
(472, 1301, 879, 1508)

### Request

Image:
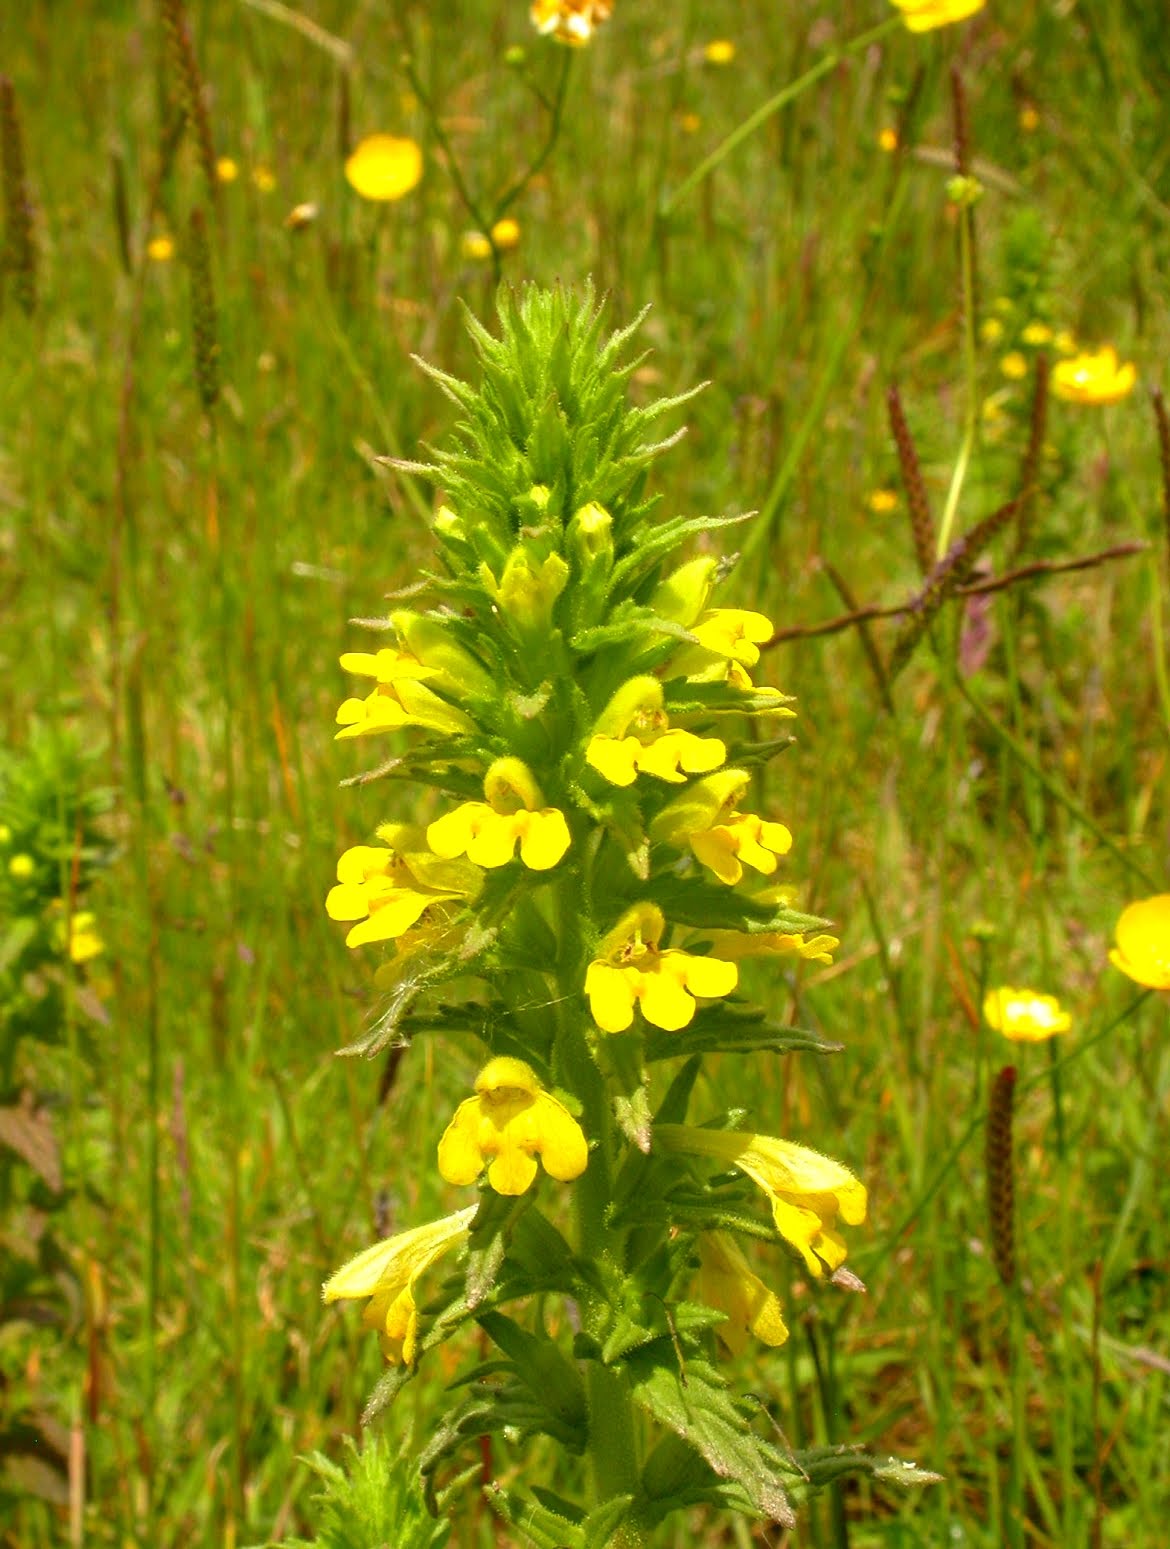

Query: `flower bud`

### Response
(565, 501, 614, 631)
(390, 611, 493, 699)
(480, 546, 569, 636)
(652, 555, 717, 626)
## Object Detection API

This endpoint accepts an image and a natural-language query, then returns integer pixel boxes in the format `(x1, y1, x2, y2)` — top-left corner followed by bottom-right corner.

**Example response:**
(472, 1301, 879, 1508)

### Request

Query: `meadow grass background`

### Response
(3, 1, 1170, 1544)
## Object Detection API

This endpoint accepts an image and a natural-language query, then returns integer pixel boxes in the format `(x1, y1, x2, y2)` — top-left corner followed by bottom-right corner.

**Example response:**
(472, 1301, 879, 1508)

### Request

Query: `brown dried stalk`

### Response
(1152, 388, 1170, 570)
(0, 76, 36, 315)
(1012, 354, 1050, 559)
(887, 384, 935, 576)
(187, 207, 219, 414)
(160, 0, 218, 202)
(986, 1065, 1017, 1288)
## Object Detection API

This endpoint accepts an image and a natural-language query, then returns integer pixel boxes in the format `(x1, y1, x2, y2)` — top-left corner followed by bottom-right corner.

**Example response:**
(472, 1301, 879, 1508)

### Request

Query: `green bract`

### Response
(323, 286, 932, 1543)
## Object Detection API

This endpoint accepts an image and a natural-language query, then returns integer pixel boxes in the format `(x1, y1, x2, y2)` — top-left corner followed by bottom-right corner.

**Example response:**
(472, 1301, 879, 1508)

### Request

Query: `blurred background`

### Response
(1, 1, 1168, 1544)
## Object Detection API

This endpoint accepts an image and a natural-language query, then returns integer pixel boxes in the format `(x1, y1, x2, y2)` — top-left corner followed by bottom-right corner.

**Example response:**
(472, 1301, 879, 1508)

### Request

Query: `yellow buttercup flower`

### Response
(697, 1232, 787, 1353)
(1110, 895, 1170, 990)
(703, 39, 736, 65)
(657, 1124, 866, 1278)
(325, 825, 480, 948)
(252, 165, 277, 193)
(877, 127, 899, 154)
(651, 770, 792, 886)
(983, 986, 1072, 1042)
(216, 156, 239, 184)
(586, 677, 725, 787)
(999, 351, 1028, 382)
(427, 757, 570, 871)
(1021, 321, 1053, 347)
(1051, 345, 1136, 405)
(491, 217, 521, 250)
(585, 902, 737, 1034)
(146, 234, 175, 263)
(323, 1206, 477, 1365)
(867, 487, 898, 513)
(437, 1058, 588, 1195)
(335, 647, 474, 740)
(889, 0, 985, 32)
(344, 134, 423, 202)
(461, 230, 494, 262)
(8, 853, 34, 880)
(530, 0, 613, 46)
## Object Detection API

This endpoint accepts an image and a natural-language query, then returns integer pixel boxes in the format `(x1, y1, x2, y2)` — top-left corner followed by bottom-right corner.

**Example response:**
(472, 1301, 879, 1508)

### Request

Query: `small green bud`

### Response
(946, 174, 984, 209)
(391, 610, 494, 698)
(653, 555, 718, 626)
(432, 504, 465, 541)
(504, 44, 526, 67)
(566, 501, 613, 562)
(480, 547, 569, 636)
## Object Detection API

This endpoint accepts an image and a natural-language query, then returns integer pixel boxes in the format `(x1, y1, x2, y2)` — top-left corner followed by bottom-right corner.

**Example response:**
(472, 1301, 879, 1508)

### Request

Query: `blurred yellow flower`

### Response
(0, 824, 10, 845)
(8, 854, 34, 879)
(983, 986, 1071, 1042)
(1021, 322, 1052, 347)
(999, 351, 1028, 381)
(461, 230, 493, 261)
(1054, 329, 1078, 355)
(697, 1232, 787, 1353)
(491, 216, 521, 250)
(1110, 895, 1170, 990)
(68, 911, 104, 964)
(679, 111, 702, 135)
(651, 770, 792, 886)
(877, 127, 899, 153)
(980, 317, 1005, 346)
(325, 826, 480, 948)
(657, 1124, 867, 1278)
(530, 0, 613, 46)
(427, 757, 570, 871)
(704, 39, 736, 65)
(323, 1206, 476, 1365)
(344, 134, 423, 202)
(216, 156, 239, 183)
(585, 902, 737, 1033)
(1051, 345, 1136, 405)
(1018, 103, 1041, 133)
(252, 165, 277, 193)
(890, 0, 985, 31)
(437, 1057, 588, 1195)
(867, 487, 898, 513)
(146, 234, 175, 262)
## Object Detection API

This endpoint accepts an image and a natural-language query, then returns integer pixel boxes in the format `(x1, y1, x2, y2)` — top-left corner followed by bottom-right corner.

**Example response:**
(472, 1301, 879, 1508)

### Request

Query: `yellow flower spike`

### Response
(325, 832, 478, 948)
(651, 770, 793, 886)
(1051, 345, 1137, 405)
(344, 134, 423, 202)
(983, 986, 1072, 1042)
(889, 0, 986, 32)
(584, 903, 737, 1034)
(586, 677, 725, 787)
(1110, 894, 1170, 990)
(427, 757, 571, 872)
(530, 0, 613, 46)
(323, 1205, 477, 1365)
(657, 1125, 866, 1278)
(697, 1232, 788, 1354)
(437, 1057, 588, 1195)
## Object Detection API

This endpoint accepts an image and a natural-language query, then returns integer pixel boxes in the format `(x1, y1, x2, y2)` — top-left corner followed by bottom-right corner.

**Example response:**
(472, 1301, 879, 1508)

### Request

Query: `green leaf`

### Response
(609, 511, 751, 594)
(645, 1005, 841, 1063)
(569, 604, 693, 657)
(582, 1495, 637, 1549)
(627, 1345, 796, 1526)
(477, 1311, 588, 1439)
(486, 1483, 585, 1549)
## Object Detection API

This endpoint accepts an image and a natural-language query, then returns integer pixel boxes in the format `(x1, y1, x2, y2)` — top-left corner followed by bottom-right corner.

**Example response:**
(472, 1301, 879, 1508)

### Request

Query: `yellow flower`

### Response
(1051, 345, 1136, 405)
(344, 135, 423, 202)
(491, 217, 521, 250)
(323, 1206, 477, 1365)
(216, 156, 239, 183)
(651, 770, 792, 886)
(335, 647, 474, 740)
(461, 230, 494, 261)
(586, 677, 725, 787)
(889, 0, 986, 32)
(1018, 103, 1041, 134)
(703, 39, 736, 65)
(252, 165, 277, 193)
(698, 929, 839, 966)
(8, 853, 34, 880)
(867, 487, 898, 514)
(427, 757, 571, 871)
(697, 1232, 787, 1353)
(68, 911, 104, 964)
(1054, 329, 1077, 355)
(983, 986, 1072, 1042)
(656, 1124, 866, 1278)
(979, 317, 1005, 347)
(437, 1057, 588, 1195)
(1021, 321, 1053, 346)
(1110, 895, 1170, 990)
(146, 234, 175, 263)
(999, 351, 1028, 381)
(585, 902, 737, 1034)
(530, 0, 613, 46)
(877, 127, 899, 154)
(686, 609, 774, 669)
(325, 826, 480, 948)
(679, 112, 702, 135)
(0, 824, 10, 845)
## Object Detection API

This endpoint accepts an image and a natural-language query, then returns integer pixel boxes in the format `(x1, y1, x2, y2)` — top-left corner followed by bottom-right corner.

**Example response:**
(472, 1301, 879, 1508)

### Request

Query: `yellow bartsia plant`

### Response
(318, 287, 921, 1541)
